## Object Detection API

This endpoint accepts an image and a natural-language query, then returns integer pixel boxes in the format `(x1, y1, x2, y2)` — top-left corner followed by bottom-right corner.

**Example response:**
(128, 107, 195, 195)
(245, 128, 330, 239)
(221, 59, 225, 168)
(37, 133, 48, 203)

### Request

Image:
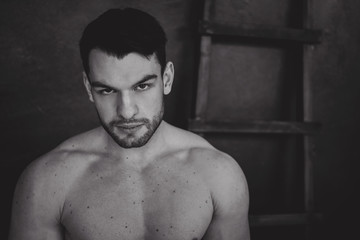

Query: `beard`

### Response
(98, 103, 164, 149)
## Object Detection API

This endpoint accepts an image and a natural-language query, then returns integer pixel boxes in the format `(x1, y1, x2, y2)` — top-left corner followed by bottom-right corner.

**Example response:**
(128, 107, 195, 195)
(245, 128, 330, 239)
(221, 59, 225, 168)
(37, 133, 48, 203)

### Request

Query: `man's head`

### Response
(80, 8, 174, 149)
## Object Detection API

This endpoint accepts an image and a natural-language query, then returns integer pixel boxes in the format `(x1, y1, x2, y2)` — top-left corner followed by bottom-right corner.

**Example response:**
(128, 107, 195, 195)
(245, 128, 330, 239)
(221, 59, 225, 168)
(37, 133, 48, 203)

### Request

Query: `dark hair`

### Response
(79, 8, 167, 75)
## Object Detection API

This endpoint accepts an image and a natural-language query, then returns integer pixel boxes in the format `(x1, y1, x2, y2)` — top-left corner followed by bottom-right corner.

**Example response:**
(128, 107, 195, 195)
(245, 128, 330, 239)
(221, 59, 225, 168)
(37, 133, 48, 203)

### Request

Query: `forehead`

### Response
(88, 49, 161, 84)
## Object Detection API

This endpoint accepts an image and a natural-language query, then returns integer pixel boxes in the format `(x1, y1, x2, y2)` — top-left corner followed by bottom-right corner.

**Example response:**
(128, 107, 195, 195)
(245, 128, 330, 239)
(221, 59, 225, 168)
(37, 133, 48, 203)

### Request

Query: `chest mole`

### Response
(61, 161, 213, 240)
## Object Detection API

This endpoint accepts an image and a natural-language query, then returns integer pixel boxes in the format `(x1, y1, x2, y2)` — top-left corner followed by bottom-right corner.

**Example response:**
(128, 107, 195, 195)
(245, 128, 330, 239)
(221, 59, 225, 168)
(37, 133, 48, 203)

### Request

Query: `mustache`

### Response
(110, 118, 150, 126)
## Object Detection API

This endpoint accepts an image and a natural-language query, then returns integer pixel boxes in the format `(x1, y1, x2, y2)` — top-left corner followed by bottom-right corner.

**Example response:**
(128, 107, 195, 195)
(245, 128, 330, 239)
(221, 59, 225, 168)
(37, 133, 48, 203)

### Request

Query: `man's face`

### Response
(84, 49, 173, 148)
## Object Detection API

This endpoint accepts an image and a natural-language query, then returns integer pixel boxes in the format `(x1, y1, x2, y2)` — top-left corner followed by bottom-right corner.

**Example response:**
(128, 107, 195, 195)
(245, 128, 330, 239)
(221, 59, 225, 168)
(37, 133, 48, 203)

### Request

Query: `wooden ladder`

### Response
(189, 0, 322, 238)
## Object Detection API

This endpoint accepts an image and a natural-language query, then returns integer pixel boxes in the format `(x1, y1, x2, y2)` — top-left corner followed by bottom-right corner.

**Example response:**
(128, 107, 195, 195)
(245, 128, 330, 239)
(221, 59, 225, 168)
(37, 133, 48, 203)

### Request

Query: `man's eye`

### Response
(135, 84, 150, 91)
(99, 89, 115, 95)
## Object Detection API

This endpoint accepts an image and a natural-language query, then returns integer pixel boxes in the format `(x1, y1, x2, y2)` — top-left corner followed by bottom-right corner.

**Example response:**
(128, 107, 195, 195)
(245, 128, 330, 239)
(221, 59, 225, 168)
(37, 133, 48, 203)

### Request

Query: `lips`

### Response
(116, 123, 144, 130)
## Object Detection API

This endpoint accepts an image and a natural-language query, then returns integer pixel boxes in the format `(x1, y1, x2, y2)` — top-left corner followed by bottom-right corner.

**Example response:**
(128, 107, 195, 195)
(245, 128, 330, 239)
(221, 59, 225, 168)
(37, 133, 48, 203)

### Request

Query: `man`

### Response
(9, 8, 250, 240)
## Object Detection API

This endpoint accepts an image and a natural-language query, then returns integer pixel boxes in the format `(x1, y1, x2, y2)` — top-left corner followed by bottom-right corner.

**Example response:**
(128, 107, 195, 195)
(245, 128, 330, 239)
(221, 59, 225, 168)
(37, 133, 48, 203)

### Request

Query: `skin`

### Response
(8, 50, 250, 240)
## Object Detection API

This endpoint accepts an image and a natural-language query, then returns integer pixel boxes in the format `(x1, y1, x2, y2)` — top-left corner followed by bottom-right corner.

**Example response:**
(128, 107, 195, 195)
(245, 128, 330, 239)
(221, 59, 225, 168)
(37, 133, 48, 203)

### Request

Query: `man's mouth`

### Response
(116, 123, 144, 130)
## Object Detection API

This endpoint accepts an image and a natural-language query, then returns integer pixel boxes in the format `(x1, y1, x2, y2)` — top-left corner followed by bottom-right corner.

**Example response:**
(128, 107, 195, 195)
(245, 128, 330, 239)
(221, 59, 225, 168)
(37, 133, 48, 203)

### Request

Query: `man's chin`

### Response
(108, 127, 151, 148)
(113, 136, 151, 149)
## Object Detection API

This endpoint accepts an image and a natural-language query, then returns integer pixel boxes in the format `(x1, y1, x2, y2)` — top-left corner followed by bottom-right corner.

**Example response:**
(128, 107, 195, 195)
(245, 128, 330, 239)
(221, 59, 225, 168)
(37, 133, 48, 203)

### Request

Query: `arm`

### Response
(202, 154, 250, 240)
(8, 157, 65, 240)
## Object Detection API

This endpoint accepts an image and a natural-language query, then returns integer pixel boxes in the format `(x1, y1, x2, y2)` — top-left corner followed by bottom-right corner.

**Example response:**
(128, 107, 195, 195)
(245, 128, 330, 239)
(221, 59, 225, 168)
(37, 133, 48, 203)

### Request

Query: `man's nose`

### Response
(116, 92, 138, 119)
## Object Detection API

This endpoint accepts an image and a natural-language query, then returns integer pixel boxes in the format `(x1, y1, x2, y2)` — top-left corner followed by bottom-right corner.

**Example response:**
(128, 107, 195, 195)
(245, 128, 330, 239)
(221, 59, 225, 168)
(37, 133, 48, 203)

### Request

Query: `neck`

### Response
(100, 121, 168, 168)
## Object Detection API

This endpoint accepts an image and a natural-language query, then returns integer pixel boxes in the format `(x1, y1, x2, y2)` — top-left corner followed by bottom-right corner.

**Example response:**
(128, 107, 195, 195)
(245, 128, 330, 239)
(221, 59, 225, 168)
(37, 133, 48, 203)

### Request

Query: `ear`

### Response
(83, 71, 94, 102)
(162, 62, 174, 95)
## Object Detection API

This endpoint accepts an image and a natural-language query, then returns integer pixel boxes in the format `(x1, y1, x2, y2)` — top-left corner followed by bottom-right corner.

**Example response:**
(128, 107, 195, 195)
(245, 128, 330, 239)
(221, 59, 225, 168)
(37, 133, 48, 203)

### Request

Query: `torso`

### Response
(57, 125, 215, 240)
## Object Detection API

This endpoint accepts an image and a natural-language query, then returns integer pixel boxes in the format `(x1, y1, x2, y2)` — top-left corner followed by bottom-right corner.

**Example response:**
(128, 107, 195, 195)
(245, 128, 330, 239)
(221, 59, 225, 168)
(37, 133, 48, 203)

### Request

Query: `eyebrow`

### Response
(90, 74, 158, 89)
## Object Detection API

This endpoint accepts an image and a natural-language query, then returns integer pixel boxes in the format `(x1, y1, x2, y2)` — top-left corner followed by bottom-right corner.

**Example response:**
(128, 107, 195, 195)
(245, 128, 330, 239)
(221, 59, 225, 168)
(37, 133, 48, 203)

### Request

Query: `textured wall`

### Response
(310, 1, 360, 239)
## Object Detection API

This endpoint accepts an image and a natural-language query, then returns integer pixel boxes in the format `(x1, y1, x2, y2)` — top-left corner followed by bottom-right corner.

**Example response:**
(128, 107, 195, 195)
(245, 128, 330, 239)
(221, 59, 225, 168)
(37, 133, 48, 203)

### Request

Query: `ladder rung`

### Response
(249, 213, 322, 227)
(199, 20, 322, 43)
(189, 120, 321, 135)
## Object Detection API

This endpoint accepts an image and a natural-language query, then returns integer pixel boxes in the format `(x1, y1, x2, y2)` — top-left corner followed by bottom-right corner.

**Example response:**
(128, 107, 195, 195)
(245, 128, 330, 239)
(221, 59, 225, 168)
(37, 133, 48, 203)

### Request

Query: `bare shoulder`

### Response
(168, 123, 249, 207)
(164, 122, 214, 150)
(9, 129, 98, 239)
(56, 126, 103, 152)
(9, 129, 103, 239)
(189, 146, 248, 195)
(166, 122, 247, 191)
(13, 127, 102, 205)
(177, 131, 250, 239)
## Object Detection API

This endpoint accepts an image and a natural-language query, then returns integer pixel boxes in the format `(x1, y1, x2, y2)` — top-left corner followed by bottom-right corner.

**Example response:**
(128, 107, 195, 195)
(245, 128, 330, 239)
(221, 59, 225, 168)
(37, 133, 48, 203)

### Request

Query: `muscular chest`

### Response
(62, 164, 213, 240)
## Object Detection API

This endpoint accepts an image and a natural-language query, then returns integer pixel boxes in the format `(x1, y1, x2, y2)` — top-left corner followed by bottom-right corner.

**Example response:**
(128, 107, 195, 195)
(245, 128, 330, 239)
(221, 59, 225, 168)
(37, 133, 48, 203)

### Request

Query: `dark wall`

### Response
(1, 1, 359, 239)
(311, 1, 360, 239)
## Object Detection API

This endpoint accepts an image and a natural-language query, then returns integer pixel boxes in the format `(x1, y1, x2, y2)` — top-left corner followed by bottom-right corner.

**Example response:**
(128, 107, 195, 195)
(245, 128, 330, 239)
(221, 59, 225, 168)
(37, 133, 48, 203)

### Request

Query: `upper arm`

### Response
(202, 153, 250, 240)
(8, 157, 65, 240)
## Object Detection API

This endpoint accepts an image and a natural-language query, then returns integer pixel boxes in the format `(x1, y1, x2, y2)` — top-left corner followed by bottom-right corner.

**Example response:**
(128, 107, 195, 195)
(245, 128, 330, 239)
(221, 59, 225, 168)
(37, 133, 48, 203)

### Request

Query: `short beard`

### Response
(99, 104, 164, 149)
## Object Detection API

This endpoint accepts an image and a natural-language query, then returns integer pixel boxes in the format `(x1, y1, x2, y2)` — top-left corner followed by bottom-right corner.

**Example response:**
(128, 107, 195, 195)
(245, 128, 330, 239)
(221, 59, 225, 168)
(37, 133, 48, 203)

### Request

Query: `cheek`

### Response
(93, 97, 117, 121)
(141, 90, 163, 113)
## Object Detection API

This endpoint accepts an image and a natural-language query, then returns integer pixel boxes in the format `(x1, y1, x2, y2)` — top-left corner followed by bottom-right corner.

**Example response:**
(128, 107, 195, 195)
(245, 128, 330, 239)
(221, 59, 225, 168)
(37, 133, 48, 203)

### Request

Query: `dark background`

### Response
(1, 0, 359, 239)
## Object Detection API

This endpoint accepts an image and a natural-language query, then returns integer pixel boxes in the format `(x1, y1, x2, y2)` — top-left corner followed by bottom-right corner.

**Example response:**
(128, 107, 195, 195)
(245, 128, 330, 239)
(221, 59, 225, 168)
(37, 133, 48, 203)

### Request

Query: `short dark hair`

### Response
(79, 8, 167, 76)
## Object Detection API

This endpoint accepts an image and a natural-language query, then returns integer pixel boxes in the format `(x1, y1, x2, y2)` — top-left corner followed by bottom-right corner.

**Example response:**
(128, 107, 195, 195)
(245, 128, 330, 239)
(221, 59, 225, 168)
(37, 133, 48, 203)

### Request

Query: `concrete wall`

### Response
(310, 1, 360, 239)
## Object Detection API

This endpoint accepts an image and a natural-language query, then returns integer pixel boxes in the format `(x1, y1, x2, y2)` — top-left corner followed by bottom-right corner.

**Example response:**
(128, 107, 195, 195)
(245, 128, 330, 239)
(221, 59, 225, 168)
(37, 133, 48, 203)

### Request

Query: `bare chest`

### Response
(61, 164, 213, 240)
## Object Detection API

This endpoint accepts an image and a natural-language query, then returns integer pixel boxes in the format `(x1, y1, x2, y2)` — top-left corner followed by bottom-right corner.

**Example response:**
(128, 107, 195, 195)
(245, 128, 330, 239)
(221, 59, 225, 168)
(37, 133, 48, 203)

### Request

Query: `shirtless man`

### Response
(9, 8, 250, 240)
